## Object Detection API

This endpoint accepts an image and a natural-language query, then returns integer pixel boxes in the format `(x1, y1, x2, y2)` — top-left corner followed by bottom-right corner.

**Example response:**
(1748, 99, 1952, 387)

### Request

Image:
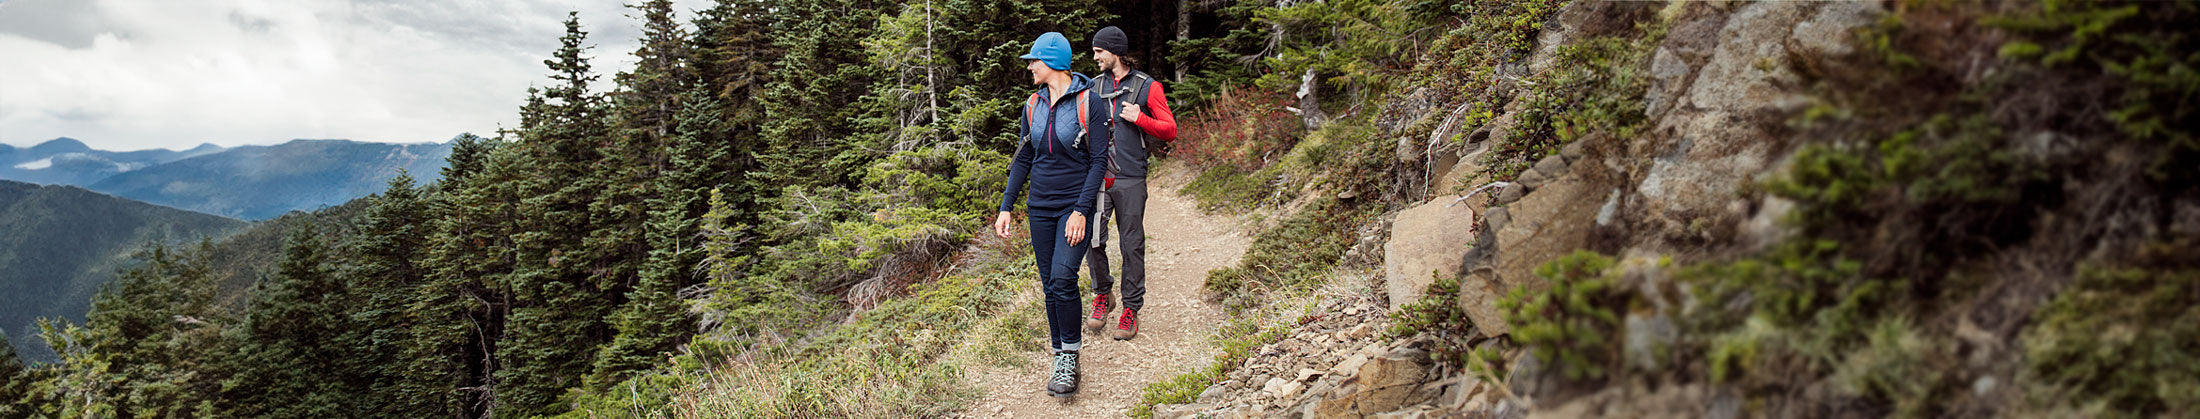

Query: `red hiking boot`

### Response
(1111, 308, 1138, 340)
(1084, 294, 1113, 332)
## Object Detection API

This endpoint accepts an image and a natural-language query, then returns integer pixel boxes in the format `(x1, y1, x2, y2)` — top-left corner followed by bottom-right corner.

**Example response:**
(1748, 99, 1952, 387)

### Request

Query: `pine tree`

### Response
(497, 12, 617, 416)
(752, 0, 896, 190)
(586, 86, 728, 390)
(38, 241, 229, 417)
(399, 134, 517, 418)
(220, 227, 351, 417)
(687, 0, 778, 236)
(339, 172, 432, 416)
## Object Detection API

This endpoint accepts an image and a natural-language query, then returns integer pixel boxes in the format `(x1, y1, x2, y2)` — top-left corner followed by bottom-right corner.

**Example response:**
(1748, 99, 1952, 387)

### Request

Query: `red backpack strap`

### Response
(1075, 92, 1090, 149)
(1025, 92, 1044, 126)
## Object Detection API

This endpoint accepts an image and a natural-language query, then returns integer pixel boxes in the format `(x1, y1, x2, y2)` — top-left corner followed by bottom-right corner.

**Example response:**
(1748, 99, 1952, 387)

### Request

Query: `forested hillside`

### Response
(0, 180, 246, 366)
(5, 0, 2193, 418)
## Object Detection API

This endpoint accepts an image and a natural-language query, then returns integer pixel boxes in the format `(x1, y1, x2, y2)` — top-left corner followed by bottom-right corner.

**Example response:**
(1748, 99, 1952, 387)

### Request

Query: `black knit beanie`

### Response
(1093, 26, 1130, 55)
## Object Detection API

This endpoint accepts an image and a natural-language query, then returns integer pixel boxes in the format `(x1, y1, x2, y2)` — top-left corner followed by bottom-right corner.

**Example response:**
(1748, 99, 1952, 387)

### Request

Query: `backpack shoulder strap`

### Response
(1024, 91, 1045, 141)
(1074, 92, 1090, 149)
(1129, 71, 1155, 106)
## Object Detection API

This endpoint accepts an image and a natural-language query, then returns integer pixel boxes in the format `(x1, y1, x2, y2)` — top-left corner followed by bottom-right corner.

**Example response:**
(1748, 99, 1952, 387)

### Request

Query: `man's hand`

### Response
(1117, 102, 1141, 124)
(994, 211, 1015, 238)
(1066, 211, 1087, 245)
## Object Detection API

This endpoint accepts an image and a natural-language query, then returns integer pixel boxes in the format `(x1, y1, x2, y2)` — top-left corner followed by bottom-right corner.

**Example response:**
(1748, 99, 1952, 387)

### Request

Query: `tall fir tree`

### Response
(586, 86, 730, 390)
(752, 0, 896, 190)
(219, 227, 351, 417)
(400, 134, 518, 418)
(497, 11, 617, 416)
(340, 171, 433, 416)
(687, 0, 778, 234)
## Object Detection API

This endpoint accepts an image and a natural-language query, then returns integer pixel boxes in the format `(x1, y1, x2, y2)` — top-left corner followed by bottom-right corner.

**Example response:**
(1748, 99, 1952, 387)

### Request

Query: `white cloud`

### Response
(0, 0, 699, 151)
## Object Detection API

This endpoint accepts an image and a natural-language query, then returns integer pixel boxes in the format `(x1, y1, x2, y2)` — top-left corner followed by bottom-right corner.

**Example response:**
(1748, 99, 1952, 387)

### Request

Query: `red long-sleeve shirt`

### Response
(1115, 73, 1177, 141)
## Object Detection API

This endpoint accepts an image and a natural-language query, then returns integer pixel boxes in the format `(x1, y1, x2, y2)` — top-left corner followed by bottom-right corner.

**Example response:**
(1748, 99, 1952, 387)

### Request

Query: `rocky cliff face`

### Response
(1160, 0, 2198, 417)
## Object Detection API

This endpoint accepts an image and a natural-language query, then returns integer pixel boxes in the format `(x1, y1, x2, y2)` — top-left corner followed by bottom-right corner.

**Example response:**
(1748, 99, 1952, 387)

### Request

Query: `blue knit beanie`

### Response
(1019, 32, 1073, 71)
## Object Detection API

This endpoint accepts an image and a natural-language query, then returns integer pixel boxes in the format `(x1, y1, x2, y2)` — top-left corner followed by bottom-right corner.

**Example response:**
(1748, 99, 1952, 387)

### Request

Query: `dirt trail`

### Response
(959, 167, 1250, 418)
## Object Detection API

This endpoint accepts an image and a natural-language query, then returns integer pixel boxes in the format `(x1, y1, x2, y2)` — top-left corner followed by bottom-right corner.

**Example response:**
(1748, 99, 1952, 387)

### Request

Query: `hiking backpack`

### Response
(1024, 89, 1091, 152)
(1099, 72, 1169, 158)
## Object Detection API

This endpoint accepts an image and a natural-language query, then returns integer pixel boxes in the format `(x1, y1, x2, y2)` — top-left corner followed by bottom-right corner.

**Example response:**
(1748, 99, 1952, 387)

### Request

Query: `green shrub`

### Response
(1987, 0, 2200, 186)
(1502, 250, 1627, 381)
(1831, 318, 1946, 419)
(2022, 245, 2200, 417)
(1482, 35, 1654, 180)
(1387, 271, 1480, 368)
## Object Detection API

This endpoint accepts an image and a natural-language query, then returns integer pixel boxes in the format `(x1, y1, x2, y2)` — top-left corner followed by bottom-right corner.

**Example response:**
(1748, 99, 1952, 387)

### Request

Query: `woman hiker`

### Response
(994, 31, 1111, 398)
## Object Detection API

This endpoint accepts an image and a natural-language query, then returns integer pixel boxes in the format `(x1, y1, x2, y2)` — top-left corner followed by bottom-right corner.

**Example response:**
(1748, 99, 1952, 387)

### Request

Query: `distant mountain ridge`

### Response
(1, 138, 452, 219)
(1, 138, 228, 186)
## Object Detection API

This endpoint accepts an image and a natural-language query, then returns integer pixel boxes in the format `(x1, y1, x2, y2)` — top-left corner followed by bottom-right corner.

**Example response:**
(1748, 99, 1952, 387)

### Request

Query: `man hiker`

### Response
(1083, 26, 1178, 341)
(995, 31, 1111, 398)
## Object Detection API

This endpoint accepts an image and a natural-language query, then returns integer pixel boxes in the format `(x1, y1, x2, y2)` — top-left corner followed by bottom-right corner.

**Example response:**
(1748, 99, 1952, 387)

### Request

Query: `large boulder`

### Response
(1383, 195, 1477, 312)
(1465, 163, 1605, 337)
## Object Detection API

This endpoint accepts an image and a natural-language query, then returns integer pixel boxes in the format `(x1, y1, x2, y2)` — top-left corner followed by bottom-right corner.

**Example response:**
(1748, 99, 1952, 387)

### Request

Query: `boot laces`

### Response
(1051, 352, 1078, 387)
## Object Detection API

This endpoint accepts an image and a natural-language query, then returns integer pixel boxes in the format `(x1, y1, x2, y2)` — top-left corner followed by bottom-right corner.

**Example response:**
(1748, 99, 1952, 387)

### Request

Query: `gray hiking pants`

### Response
(1086, 176, 1148, 312)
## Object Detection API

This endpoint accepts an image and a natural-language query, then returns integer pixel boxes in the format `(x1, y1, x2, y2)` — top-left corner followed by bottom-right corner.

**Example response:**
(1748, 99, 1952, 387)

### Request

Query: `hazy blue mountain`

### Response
(0, 138, 228, 187)
(0, 180, 247, 363)
(87, 139, 452, 220)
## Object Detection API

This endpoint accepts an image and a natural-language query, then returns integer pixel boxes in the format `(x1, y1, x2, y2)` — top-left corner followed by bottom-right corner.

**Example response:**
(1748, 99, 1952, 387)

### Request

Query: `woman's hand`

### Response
(1066, 211, 1087, 245)
(994, 211, 1015, 238)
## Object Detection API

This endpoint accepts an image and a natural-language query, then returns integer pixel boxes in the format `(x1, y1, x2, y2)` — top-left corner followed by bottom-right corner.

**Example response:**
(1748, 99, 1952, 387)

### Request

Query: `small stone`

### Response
(1197, 385, 1229, 403)
(1483, 207, 1510, 233)
(1345, 305, 1362, 316)
(1560, 136, 1591, 163)
(1514, 168, 1547, 190)
(1263, 377, 1290, 396)
(1496, 180, 1526, 204)
(1297, 368, 1324, 382)
(1348, 323, 1375, 340)
(1279, 381, 1306, 399)
(1333, 353, 1370, 376)
(1532, 155, 1570, 180)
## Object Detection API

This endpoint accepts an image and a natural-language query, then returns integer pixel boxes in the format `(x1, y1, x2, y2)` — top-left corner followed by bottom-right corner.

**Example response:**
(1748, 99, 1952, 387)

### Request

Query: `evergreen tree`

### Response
(0, 331, 32, 416)
(340, 172, 433, 416)
(399, 134, 517, 418)
(587, 86, 728, 390)
(687, 0, 777, 236)
(497, 12, 617, 416)
(37, 242, 228, 417)
(752, 0, 896, 190)
(220, 227, 350, 417)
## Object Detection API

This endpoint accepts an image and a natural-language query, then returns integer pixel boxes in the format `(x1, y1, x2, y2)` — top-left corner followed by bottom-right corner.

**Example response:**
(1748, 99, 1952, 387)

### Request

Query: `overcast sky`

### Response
(0, 0, 700, 151)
